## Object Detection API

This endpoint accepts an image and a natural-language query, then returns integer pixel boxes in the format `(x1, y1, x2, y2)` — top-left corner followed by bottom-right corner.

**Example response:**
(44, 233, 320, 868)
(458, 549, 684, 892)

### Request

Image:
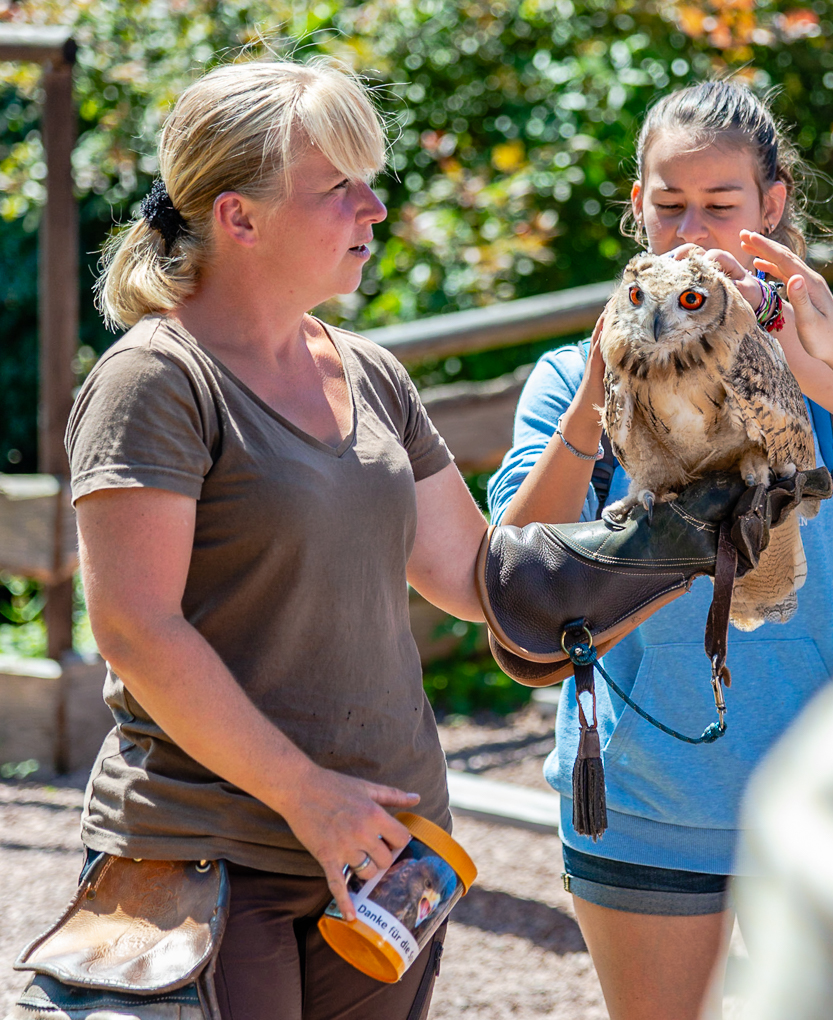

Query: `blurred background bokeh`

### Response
(2, 0, 831, 714)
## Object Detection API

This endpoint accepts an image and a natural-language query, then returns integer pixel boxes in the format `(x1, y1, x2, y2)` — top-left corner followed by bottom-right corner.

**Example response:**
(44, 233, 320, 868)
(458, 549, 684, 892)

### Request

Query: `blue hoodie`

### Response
(488, 343, 833, 874)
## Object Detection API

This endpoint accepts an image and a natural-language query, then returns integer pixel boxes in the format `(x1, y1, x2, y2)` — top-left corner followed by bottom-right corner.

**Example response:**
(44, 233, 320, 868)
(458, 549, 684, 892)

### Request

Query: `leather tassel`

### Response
(572, 725, 607, 840)
(572, 659, 608, 840)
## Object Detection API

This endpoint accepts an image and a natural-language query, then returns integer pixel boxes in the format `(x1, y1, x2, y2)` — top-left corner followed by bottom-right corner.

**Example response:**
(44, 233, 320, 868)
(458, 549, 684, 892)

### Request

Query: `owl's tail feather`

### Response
(729, 515, 806, 632)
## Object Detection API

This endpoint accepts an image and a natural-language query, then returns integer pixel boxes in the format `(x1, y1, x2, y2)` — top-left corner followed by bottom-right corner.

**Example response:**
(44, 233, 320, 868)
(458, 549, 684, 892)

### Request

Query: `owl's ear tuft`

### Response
(625, 254, 657, 277)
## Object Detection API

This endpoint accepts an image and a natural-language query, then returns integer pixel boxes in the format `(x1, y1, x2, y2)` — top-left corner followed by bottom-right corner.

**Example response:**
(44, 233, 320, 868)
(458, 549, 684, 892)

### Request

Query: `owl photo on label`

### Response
(599, 251, 819, 632)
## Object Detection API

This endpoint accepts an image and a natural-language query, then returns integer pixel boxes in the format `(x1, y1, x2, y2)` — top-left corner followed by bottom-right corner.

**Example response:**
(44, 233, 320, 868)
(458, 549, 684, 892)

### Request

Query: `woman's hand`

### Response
(740, 229, 833, 368)
(573, 312, 606, 418)
(668, 243, 763, 311)
(498, 314, 606, 528)
(280, 765, 419, 920)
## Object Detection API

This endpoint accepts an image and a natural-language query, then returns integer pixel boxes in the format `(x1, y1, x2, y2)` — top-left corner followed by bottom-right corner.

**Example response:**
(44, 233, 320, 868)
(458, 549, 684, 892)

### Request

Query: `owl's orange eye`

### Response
(629, 286, 643, 306)
(679, 290, 705, 310)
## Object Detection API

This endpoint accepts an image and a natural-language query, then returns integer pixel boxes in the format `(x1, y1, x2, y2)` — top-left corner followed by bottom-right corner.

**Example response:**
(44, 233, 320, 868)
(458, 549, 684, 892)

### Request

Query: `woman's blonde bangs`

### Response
(294, 66, 387, 186)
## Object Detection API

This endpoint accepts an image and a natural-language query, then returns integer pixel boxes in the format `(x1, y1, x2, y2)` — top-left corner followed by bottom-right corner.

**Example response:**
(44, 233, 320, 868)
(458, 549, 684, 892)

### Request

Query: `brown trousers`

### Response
(214, 864, 446, 1020)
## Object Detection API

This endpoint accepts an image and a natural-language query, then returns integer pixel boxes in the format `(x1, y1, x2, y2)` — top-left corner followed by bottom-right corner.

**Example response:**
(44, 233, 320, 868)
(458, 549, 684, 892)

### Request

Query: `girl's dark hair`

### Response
(622, 80, 807, 257)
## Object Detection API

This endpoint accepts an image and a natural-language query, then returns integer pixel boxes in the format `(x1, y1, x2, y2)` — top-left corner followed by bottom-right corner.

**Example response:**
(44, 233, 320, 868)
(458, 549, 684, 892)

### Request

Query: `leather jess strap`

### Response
(704, 520, 738, 687)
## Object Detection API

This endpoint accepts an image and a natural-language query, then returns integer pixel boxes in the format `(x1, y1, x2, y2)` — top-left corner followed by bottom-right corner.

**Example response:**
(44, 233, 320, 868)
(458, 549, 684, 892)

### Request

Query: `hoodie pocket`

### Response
(598, 638, 828, 829)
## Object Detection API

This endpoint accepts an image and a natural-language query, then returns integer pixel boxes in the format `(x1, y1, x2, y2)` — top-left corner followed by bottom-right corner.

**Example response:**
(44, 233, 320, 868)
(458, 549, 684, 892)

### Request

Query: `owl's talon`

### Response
(639, 490, 655, 524)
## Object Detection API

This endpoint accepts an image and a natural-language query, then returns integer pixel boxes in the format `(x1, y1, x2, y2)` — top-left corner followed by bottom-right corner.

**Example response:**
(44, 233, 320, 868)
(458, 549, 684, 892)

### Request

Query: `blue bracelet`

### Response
(556, 416, 604, 461)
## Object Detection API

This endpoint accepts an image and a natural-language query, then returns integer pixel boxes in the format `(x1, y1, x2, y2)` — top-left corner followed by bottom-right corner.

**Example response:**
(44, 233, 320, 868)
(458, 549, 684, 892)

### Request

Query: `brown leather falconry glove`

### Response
(476, 467, 832, 687)
(476, 466, 831, 842)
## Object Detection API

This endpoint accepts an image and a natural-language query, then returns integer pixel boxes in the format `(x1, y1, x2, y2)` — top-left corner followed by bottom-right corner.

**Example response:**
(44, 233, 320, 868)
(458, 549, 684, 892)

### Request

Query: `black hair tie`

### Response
(140, 179, 187, 255)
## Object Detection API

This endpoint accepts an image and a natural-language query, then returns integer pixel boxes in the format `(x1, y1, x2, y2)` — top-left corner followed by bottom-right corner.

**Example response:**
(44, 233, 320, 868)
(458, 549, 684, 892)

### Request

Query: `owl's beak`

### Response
(652, 310, 665, 341)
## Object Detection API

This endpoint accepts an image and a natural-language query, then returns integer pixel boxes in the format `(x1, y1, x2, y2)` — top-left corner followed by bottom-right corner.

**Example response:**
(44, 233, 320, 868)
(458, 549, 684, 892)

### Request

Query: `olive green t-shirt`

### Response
(66, 315, 453, 875)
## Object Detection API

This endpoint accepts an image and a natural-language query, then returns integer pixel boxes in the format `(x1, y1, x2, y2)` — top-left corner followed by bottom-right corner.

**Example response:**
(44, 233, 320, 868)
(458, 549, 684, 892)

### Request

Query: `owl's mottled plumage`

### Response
(600, 252, 817, 631)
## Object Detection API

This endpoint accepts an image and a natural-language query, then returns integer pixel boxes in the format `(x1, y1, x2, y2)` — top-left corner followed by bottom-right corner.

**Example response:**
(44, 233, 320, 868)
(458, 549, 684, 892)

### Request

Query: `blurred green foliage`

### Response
(423, 651, 532, 715)
(0, 572, 97, 658)
(2, 0, 832, 710)
(3, 0, 833, 458)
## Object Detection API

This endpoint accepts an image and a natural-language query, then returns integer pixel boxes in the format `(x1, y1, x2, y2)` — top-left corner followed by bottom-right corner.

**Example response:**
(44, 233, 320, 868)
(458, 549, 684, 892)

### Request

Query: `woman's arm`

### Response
(493, 319, 606, 528)
(406, 331, 607, 619)
(741, 230, 833, 401)
(500, 324, 605, 526)
(77, 486, 418, 919)
(408, 462, 488, 621)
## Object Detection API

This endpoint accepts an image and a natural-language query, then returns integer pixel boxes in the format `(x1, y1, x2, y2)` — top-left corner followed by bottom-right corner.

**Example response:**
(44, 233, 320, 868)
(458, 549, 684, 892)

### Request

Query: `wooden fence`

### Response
(368, 279, 613, 474)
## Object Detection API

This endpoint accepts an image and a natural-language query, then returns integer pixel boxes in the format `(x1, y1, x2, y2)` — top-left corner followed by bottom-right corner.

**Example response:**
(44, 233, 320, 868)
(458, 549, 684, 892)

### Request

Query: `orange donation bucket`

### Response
(318, 812, 477, 983)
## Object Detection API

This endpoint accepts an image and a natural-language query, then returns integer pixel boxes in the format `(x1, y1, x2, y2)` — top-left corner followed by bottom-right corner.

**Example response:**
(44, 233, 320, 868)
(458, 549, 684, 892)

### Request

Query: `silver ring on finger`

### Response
(353, 853, 373, 874)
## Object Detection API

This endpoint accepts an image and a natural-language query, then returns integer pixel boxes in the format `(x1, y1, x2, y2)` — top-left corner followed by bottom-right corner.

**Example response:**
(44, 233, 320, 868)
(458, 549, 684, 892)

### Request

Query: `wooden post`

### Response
(0, 29, 79, 684)
(39, 60, 77, 481)
(40, 55, 77, 773)
(39, 57, 77, 681)
(0, 27, 80, 772)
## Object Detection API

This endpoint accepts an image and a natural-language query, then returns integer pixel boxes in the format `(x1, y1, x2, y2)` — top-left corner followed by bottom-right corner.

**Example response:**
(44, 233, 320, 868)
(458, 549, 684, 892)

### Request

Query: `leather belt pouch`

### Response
(12, 855, 229, 1019)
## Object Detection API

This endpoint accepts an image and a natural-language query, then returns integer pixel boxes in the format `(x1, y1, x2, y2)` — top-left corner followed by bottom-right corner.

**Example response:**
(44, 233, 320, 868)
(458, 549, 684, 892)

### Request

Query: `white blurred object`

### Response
(733, 682, 833, 1020)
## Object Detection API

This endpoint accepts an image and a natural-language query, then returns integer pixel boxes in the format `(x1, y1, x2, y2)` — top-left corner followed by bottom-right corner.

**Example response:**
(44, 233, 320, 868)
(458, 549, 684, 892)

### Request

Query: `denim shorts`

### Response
(561, 844, 730, 916)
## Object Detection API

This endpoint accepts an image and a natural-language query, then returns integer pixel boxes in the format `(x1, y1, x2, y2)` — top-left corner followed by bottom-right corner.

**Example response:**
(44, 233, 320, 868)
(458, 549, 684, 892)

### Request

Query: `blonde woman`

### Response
(43, 60, 487, 1020)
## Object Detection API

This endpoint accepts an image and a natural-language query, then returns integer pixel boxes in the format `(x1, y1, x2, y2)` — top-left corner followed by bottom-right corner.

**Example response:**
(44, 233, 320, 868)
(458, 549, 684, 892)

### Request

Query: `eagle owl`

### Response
(599, 252, 818, 632)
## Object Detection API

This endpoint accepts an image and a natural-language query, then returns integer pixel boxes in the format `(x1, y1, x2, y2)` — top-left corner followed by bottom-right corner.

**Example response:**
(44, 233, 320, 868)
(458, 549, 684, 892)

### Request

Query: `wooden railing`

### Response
(365, 279, 614, 474)
(365, 279, 612, 364)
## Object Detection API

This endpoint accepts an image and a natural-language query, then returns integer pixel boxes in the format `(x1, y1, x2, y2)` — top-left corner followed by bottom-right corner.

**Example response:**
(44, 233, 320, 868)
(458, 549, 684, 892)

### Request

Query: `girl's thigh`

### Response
(562, 846, 733, 1020)
(214, 864, 445, 1020)
(573, 898, 732, 1020)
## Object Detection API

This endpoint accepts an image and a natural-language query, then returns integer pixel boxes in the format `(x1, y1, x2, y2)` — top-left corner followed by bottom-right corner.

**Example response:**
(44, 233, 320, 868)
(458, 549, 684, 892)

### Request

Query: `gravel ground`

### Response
(0, 706, 746, 1018)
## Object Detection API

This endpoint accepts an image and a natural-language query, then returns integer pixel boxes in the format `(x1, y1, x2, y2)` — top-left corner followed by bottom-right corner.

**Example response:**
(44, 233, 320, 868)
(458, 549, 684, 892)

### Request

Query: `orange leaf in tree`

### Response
(676, 4, 707, 37)
(708, 17, 733, 49)
(777, 9, 819, 40)
(715, 0, 756, 11)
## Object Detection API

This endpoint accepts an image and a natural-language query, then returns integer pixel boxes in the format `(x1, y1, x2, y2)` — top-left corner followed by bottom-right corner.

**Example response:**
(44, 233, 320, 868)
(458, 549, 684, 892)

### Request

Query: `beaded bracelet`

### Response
(754, 275, 785, 333)
(555, 416, 604, 461)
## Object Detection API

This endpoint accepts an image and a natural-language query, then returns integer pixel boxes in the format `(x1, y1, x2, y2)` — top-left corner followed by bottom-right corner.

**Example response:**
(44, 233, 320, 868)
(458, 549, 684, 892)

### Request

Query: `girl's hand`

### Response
(572, 312, 606, 419)
(668, 243, 762, 312)
(740, 229, 833, 368)
(498, 314, 606, 528)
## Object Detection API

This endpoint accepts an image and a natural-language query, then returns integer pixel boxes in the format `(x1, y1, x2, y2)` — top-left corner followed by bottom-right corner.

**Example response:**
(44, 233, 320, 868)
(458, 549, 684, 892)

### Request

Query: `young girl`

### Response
(488, 80, 833, 1020)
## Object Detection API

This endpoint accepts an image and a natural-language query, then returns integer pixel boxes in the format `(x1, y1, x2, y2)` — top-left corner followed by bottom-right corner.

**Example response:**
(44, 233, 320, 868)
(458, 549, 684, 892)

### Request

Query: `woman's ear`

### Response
(213, 192, 259, 247)
(763, 180, 787, 234)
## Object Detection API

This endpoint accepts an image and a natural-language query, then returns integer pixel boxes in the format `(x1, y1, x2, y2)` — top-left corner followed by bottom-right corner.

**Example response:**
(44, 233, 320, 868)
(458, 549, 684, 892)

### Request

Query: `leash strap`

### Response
(704, 520, 737, 688)
(563, 625, 727, 745)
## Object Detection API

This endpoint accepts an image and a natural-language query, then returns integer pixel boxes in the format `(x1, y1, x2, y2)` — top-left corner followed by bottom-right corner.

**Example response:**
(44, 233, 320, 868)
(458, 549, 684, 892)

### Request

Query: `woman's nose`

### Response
(676, 208, 708, 244)
(358, 183, 387, 224)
